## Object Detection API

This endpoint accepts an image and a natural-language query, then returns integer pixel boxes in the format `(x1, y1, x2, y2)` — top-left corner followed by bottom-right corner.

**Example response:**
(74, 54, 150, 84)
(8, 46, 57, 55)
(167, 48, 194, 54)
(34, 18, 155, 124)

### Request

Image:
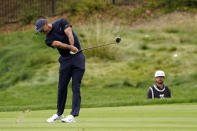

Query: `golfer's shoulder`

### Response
(53, 18, 70, 28)
(53, 18, 63, 24)
(55, 18, 69, 24)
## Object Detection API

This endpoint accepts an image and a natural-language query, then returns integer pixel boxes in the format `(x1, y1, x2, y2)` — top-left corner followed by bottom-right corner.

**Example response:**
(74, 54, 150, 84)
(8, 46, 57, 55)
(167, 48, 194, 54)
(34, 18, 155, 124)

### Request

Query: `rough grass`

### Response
(0, 104, 197, 131)
(0, 12, 197, 111)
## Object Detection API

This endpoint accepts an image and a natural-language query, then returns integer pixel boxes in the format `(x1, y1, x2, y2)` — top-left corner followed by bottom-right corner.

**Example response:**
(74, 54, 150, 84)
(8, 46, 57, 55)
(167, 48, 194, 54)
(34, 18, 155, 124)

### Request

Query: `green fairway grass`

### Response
(0, 104, 197, 131)
(0, 12, 197, 111)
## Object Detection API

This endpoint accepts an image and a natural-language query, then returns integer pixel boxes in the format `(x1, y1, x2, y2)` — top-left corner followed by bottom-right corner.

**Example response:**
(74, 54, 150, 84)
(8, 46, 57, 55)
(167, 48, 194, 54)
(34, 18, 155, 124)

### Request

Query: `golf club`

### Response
(70, 37, 121, 55)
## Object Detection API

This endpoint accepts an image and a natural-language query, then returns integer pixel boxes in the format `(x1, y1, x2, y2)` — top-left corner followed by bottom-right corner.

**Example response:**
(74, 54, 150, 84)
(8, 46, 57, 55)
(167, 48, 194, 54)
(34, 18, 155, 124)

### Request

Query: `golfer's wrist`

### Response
(67, 45, 71, 49)
(69, 45, 76, 50)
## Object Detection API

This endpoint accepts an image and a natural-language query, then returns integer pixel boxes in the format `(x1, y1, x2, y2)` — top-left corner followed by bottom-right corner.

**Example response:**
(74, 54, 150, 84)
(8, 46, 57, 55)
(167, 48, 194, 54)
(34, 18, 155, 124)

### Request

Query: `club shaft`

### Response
(81, 42, 115, 51)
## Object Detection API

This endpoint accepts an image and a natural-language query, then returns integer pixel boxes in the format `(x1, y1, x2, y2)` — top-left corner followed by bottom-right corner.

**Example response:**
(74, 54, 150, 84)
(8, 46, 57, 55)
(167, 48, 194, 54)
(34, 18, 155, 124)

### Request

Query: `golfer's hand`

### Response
(70, 45, 78, 53)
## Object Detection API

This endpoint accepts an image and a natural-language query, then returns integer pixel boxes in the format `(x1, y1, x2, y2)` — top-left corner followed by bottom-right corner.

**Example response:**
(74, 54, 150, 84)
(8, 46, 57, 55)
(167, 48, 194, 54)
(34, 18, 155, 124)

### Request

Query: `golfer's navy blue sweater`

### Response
(45, 18, 81, 57)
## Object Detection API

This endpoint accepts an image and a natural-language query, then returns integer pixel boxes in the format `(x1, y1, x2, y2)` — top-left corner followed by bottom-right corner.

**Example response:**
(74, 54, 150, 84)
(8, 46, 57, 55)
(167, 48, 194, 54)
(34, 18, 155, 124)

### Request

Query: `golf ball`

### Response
(145, 34, 150, 38)
(173, 54, 178, 58)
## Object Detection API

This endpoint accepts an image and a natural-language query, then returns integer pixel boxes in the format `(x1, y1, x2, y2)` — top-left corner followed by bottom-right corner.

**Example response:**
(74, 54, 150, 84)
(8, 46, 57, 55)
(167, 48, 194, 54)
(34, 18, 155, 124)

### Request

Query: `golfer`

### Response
(35, 18, 85, 123)
(147, 70, 171, 99)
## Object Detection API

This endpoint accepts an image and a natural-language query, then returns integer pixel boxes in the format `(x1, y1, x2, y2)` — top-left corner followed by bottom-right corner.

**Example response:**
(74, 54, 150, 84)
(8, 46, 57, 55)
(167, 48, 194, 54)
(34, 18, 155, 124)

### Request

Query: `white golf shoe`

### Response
(46, 114, 64, 123)
(61, 115, 75, 123)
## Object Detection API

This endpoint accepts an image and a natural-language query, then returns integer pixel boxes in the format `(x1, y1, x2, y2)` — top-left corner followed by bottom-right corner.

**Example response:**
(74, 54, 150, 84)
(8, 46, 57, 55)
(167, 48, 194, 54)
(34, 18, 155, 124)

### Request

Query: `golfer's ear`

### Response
(43, 22, 48, 27)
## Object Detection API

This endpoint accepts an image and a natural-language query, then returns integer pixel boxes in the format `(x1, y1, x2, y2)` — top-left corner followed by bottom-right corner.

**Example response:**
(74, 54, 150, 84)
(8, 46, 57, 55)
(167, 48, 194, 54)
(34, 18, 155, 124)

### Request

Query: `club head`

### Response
(116, 37, 121, 44)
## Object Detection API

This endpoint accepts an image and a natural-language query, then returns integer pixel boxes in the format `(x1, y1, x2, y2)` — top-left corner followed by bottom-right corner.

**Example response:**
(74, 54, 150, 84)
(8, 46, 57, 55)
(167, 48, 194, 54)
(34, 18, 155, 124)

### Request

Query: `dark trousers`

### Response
(57, 52, 85, 116)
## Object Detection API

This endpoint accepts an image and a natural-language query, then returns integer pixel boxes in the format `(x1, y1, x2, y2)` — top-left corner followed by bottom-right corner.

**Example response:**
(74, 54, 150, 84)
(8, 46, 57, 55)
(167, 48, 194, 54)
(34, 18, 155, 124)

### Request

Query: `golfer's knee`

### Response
(72, 85, 80, 93)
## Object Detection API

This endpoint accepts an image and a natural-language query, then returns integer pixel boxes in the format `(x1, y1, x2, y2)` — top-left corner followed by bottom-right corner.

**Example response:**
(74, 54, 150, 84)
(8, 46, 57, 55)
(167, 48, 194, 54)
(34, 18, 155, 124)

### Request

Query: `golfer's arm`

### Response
(64, 27, 74, 46)
(51, 41, 71, 49)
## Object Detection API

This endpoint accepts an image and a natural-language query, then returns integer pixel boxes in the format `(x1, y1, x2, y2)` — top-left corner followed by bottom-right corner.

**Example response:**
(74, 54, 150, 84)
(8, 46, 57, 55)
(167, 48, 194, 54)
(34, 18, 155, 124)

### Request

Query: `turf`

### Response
(0, 13, 197, 112)
(0, 13, 197, 111)
(0, 103, 197, 131)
